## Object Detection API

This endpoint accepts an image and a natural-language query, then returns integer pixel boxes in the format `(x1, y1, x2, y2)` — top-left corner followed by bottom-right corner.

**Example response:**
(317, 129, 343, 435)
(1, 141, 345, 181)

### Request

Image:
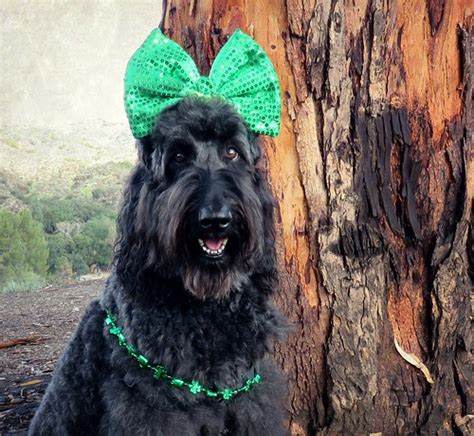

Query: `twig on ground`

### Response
(0, 336, 47, 349)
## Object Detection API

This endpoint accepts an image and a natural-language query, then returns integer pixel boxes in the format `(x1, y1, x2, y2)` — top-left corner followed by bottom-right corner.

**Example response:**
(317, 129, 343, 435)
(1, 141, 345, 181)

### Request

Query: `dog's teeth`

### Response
(198, 238, 228, 257)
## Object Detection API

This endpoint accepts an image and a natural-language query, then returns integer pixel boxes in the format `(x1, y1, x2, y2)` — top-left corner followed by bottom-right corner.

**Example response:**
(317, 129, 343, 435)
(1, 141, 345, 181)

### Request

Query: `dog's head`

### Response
(116, 96, 275, 300)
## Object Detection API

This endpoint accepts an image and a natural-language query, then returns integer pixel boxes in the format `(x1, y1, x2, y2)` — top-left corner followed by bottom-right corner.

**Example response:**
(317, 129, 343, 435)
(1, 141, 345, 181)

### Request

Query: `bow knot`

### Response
(195, 76, 215, 95)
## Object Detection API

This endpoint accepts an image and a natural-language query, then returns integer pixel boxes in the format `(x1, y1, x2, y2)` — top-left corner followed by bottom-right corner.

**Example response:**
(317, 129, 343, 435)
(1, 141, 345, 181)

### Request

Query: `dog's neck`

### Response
(101, 272, 284, 387)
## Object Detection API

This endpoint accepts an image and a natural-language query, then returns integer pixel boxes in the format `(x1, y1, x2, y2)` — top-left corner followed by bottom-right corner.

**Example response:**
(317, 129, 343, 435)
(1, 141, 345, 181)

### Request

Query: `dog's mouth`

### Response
(198, 238, 228, 258)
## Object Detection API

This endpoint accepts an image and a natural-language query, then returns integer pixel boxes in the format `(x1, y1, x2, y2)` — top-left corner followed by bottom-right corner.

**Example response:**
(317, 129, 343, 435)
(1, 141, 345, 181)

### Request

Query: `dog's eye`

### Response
(174, 153, 185, 163)
(225, 147, 239, 161)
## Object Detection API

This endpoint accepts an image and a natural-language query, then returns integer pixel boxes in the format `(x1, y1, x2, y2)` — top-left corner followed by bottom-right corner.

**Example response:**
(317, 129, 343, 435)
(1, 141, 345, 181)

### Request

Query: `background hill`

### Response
(0, 121, 136, 203)
(0, 122, 137, 292)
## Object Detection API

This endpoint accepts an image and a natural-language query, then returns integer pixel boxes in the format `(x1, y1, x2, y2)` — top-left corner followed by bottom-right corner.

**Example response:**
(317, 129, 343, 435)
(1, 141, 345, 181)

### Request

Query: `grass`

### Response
(1, 275, 48, 293)
(0, 134, 21, 149)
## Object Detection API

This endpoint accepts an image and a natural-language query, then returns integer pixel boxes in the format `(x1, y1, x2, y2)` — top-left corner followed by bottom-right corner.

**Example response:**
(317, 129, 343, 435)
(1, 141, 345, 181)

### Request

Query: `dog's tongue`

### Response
(204, 239, 224, 250)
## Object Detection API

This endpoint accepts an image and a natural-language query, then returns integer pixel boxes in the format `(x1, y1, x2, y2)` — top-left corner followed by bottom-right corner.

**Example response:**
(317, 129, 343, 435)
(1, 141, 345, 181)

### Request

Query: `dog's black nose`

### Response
(199, 205, 232, 230)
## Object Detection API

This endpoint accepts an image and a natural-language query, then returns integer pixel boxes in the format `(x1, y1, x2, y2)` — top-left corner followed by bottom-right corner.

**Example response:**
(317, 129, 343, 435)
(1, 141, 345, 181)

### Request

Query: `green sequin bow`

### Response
(105, 312, 262, 400)
(124, 28, 281, 138)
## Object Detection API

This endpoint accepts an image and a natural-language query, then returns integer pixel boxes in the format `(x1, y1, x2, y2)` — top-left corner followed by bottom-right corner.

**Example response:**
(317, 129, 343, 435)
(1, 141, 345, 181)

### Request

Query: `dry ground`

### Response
(0, 280, 104, 434)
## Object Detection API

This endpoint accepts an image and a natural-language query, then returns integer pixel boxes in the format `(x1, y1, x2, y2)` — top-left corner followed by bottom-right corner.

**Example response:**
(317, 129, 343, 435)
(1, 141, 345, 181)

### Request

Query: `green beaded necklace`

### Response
(104, 312, 261, 401)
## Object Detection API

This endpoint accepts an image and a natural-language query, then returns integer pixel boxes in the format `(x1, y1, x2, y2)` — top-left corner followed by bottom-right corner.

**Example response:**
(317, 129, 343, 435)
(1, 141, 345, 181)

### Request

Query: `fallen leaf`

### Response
(394, 337, 434, 384)
(19, 379, 43, 387)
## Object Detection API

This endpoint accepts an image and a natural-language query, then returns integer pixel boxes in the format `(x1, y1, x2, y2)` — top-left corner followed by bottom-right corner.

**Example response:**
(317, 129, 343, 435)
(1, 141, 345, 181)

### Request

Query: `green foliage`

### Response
(45, 232, 75, 274)
(43, 208, 116, 276)
(0, 194, 118, 292)
(0, 208, 49, 292)
(74, 216, 116, 268)
(1, 272, 47, 293)
(27, 195, 115, 233)
(0, 158, 131, 291)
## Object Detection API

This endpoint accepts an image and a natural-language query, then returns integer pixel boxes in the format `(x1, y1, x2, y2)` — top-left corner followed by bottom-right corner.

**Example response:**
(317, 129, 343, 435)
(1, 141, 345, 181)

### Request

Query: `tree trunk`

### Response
(160, 1, 472, 434)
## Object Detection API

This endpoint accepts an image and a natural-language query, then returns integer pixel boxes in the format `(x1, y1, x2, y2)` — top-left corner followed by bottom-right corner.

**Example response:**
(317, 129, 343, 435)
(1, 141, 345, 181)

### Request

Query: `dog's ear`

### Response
(137, 136, 155, 169)
(247, 132, 262, 165)
(137, 136, 166, 180)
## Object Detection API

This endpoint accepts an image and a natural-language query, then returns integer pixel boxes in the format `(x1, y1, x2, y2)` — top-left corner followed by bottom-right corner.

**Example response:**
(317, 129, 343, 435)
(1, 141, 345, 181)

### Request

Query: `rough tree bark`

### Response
(160, 1, 472, 434)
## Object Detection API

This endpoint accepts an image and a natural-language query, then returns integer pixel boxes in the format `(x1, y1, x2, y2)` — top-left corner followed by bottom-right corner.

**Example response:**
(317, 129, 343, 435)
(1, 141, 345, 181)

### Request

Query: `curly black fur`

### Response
(29, 97, 288, 435)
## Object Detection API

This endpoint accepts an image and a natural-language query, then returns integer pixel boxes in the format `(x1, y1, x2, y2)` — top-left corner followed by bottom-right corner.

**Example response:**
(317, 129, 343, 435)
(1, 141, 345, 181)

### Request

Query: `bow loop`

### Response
(124, 28, 281, 138)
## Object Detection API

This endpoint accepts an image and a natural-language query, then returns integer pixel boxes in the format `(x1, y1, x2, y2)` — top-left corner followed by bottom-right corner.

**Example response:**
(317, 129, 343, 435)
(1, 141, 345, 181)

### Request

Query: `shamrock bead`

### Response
(109, 326, 121, 335)
(153, 367, 165, 379)
(189, 380, 202, 394)
(221, 389, 234, 400)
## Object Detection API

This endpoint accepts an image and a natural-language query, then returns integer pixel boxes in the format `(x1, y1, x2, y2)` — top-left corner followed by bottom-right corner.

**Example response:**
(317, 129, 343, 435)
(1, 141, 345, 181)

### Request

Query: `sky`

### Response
(0, 0, 162, 130)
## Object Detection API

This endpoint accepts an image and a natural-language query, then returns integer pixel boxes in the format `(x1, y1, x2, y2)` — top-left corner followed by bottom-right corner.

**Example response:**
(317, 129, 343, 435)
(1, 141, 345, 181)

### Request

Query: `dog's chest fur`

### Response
(96, 276, 286, 435)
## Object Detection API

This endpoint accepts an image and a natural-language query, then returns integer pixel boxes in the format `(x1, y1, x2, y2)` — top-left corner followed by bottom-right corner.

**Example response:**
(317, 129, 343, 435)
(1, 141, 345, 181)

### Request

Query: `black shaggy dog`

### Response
(29, 97, 288, 435)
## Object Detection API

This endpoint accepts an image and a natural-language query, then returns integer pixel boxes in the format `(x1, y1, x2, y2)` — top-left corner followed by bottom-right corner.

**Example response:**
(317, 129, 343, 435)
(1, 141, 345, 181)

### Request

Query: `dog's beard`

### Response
(179, 204, 264, 300)
(182, 265, 249, 300)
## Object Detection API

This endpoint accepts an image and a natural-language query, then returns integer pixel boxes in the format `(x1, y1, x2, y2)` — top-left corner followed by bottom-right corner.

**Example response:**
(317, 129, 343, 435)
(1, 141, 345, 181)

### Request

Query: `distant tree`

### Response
(0, 208, 48, 289)
(45, 232, 76, 274)
(73, 216, 115, 268)
(28, 195, 115, 233)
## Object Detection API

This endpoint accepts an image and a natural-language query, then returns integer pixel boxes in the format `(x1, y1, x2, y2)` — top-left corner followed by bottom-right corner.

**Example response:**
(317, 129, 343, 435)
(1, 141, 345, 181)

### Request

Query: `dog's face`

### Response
(133, 97, 274, 299)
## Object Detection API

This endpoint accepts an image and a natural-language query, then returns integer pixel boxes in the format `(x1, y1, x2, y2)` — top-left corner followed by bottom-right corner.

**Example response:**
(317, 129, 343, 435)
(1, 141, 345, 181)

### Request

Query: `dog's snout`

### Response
(199, 205, 232, 230)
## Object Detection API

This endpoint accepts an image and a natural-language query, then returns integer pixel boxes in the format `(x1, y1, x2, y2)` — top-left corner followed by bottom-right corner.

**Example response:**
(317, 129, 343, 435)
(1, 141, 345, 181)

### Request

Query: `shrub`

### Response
(1, 272, 47, 293)
(7, 191, 118, 281)
(45, 232, 76, 274)
(28, 195, 115, 233)
(0, 208, 48, 291)
(74, 215, 115, 268)
(45, 215, 116, 275)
